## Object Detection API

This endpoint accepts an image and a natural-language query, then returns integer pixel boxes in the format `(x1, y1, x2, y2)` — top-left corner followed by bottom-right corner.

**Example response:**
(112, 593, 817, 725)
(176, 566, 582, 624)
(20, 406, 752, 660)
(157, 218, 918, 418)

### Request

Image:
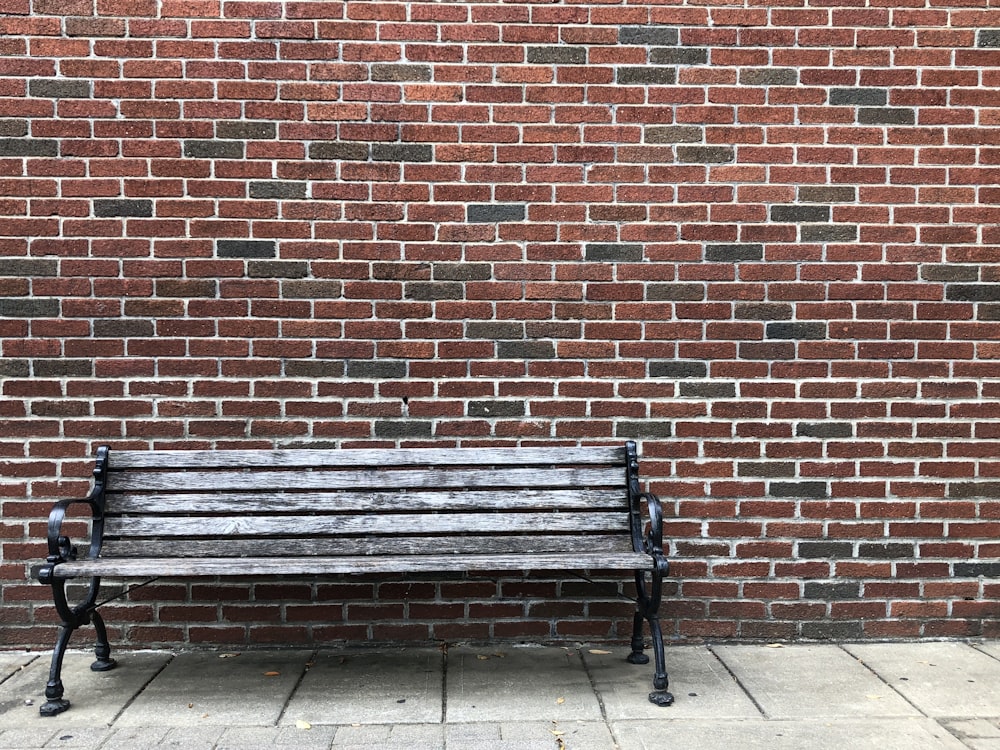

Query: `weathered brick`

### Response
(28, 79, 92, 99)
(0, 259, 58, 277)
(467, 204, 526, 223)
(371, 63, 432, 82)
(94, 199, 153, 217)
(740, 69, 798, 86)
(527, 46, 586, 64)
(618, 26, 679, 46)
(468, 401, 525, 417)
(645, 125, 703, 144)
(217, 121, 277, 140)
(796, 422, 853, 439)
(497, 341, 555, 359)
(770, 482, 829, 499)
(857, 108, 916, 125)
(798, 186, 856, 203)
(946, 285, 1000, 302)
(0, 139, 58, 157)
(829, 88, 887, 106)
(0, 299, 60, 317)
(217, 240, 277, 259)
(677, 146, 734, 164)
(770, 205, 831, 223)
(649, 48, 708, 65)
(705, 244, 763, 262)
(650, 361, 707, 379)
(249, 181, 308, 199)
(584, 243, 644, 262)
(372, 144, 433, 162)
(976, 30, 1000, 48)
(617, 67, 677, 85)
(184, 141, 245, 159)
(767, 322, 827, 340)
(309, 142, 370, 160)
(800, 224, 858, 242)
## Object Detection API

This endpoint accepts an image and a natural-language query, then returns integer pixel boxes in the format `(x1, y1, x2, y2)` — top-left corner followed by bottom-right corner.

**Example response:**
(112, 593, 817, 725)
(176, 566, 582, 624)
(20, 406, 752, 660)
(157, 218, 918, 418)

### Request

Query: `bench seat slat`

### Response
(108, 446, 625, 470)
(104, 512, 630, 538)
(104, 488, 627, 515)
(51, 553, 653, 578)
(99, 534, 637, 558)
(109, 467, 625, 492)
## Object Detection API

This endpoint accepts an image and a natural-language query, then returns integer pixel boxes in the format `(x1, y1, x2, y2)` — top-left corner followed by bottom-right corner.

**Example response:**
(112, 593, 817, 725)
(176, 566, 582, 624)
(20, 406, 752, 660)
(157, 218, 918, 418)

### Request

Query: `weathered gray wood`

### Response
(109, 446, 625, 470)
(53, 552, 652, 578)
(109, 466, 625, 492)
(100, 534, 636, 559)
(104, 512, 631, 538)
(104, 488, 627, 515)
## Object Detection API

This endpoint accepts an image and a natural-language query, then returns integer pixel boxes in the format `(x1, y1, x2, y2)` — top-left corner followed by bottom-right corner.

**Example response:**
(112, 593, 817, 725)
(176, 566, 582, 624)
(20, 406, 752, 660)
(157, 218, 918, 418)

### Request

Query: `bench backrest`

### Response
(96, 443, 645, 560)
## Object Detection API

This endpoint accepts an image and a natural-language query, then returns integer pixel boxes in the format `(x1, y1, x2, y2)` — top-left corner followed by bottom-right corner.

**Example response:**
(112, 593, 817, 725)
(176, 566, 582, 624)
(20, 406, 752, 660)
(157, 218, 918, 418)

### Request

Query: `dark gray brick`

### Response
(980, 304, 1000, 321)
(434, 263, 492, 281)
(467, 204, 526, 223)
(946, 284, 1000, 302)
(650, 361, 708, 379)
(94, 199, 153, 217)
(284, 361, 346, 378)
(497, 341, 555, 359)
(372, 144, 433, 162)
(738, 462, 796, 478)
(618, 26, 679, 46)
(527, 46, 586, 64)
(375, 420, 432, 438)
(217, 240, 276, 258)
(858, 108, 916, 125)
(249, 181, 308, 199)
(677, 145, 734, 164)
(527, 321, 581, 339)
(617, 67, 677, 85)
(0, 298, 59, 317)
(0, 258, 58, 277)
(650, 48, 708, 65)
(184, 140, 244, 159)
(950, 481, 1000, 498)
(94, 319, 154, 337)
(648, 283, 704, 301)
(921, 265, 979, 282)
(617, 421, 672, 438)
(679, 382, 736, 398)
(645, 125, 703, 144)
(770, 205, 831, 223)
(217, 120, 277, 139)
(705, 243, 763, 262)
(798, 541, 854, 558)
(736, 302, 793, 320)
(804, 581, 859, 599)
(405, 282, 464, 300)
(796, 422, 853, 439)
(247, 261, 309, 279)
(798, 186, 856, 203)
(976, 30, 1000, 48)
(767, 322, 827, 340)
(33, 359, 94, 377)
(346, 361, 407, 379)
(468, 401, 525, 418)
(466, 322, 525, 340)
(829, 88, 887, 106)
(0, 138, 58, 157)
(770, 481, 829, 499)
(0, 359, 29, 377)
(371, 63, 432, 82)
(800, 224, 858, 242)
(310, 142, 371, 160)
(739, 68, 798, 86)
(29, 79, 92, 98)
(801, 621, 864, 639)
(584, 243, 644, 262)
(954, 562, 1000, 577)
(859, 543, 914, 559)
(0, 120, 28, 137)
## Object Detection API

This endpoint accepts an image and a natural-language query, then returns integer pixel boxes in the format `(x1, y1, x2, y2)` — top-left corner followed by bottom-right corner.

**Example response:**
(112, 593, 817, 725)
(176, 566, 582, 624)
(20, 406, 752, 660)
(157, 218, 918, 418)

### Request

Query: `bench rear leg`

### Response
(90, 610, 117, 673)
(628, 570, 674, 707)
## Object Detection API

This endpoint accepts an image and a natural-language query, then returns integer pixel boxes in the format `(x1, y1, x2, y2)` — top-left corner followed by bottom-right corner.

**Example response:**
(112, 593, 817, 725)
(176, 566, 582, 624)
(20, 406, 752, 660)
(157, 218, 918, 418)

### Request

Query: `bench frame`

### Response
(35, 442, 673, 715)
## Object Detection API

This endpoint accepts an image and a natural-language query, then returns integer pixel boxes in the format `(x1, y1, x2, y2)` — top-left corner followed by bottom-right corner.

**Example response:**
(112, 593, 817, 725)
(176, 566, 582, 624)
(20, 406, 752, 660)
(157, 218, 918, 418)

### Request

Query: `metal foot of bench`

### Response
(648, 690, 675, 707)
(91, 611, 117, 672)
(39, 698, 71, 717)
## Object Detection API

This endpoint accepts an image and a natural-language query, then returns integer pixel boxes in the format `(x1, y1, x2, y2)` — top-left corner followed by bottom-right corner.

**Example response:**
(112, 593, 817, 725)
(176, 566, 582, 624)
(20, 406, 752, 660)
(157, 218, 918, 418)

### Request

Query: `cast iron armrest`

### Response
(639, 491, 669, 575)
(37, 447, 109, 585)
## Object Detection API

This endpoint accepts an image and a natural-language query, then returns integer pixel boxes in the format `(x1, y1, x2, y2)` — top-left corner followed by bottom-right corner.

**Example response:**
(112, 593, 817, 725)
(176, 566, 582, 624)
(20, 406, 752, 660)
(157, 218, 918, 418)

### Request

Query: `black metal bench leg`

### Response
(90, 610, 117, 673)
(40, 624, 75, 717)
(646, 614, 673, 706)
(626, 609, 650, 665)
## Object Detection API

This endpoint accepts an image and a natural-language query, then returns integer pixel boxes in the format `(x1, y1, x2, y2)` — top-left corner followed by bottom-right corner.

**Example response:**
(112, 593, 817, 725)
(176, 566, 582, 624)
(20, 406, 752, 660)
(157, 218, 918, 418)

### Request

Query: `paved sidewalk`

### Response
(1, 641, 998, 749)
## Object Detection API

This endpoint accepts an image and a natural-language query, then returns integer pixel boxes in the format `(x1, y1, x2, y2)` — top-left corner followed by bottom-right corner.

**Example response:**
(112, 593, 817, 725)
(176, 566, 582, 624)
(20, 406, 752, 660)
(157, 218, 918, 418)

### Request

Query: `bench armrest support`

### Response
(37, 446, 109, 585)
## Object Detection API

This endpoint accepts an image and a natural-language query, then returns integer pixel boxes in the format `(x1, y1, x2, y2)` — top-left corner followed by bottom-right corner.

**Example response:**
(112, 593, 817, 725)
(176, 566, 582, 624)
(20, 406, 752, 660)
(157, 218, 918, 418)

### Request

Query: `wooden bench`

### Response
(35, 441, 673, 715)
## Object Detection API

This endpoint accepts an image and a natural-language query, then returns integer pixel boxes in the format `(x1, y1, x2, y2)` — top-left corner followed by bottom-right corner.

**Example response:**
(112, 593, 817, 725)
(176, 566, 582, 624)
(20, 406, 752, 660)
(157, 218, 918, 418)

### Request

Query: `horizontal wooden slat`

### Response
(108, 446, 626, 470)
(100, 534, 636, 559)
(104, 512, 630, 538)
(104, 488, 627, 515)
(109, 466, 625, 492)
(52, 552, 653, 578)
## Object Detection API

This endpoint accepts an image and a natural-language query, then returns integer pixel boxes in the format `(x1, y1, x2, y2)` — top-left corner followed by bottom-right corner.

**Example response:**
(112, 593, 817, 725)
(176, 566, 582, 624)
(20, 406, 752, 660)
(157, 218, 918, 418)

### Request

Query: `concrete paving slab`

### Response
(92, 728, 172, 750)
(216, 725, 338, 749)
(0, 653, 37, 684)
(583, 645, 761, 721)
(0, 727, 58, 749)
(281, 648, 443, 726)
(115, 650, 311, 728)
(847, 642, 1000, 718)
(0, 650, 172, 729)
(331, 723, 444, 750)
(446, 645, 603, 723)
(613, 718, 968, 750)
(712, 644, 919, 719)
(976, 642, 1000, 661)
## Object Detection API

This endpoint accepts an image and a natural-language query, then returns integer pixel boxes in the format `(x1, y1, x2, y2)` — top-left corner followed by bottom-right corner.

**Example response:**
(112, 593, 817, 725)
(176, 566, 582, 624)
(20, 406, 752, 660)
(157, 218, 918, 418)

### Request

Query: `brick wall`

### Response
(2, 1, 999, 649)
